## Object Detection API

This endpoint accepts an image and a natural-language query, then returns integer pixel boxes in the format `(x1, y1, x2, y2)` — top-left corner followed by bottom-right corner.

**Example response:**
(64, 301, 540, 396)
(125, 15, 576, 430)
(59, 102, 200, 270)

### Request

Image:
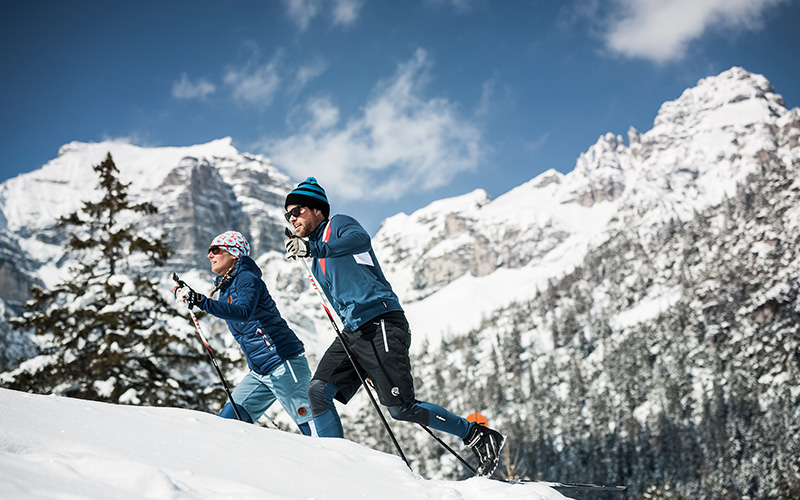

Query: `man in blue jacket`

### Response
(283, 177, 504, 476)
(175, 230, 314, 435)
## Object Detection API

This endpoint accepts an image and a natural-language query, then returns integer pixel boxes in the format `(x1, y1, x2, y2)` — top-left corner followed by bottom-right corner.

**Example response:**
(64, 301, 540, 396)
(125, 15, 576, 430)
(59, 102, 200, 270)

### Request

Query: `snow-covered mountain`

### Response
(0, 137, 293, 276)
(2, 67, 796, 353)
(1, 66, 798, 497)
(385, 67, 800, 497)
(374, 66, 800, 346)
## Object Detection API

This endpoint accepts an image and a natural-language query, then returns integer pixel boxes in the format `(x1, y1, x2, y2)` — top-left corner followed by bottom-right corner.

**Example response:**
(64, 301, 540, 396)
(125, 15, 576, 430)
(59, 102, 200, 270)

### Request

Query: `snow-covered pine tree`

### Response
(3, 153, 225, 410)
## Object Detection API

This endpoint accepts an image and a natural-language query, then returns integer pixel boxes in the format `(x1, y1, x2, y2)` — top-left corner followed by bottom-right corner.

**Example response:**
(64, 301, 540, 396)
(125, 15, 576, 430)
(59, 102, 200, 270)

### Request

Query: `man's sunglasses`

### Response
(284, 206, 305, 222)
(208, 245, 231, 255)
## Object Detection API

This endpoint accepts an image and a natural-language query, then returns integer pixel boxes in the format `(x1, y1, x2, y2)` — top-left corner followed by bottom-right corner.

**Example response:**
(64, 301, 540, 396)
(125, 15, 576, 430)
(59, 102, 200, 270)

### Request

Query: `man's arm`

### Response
(312, 215, 371, 258)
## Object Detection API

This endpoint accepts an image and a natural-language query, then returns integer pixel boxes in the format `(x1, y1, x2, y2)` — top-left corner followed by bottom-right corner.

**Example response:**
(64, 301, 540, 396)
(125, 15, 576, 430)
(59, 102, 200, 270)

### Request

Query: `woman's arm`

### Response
(201, 273, 259, 321)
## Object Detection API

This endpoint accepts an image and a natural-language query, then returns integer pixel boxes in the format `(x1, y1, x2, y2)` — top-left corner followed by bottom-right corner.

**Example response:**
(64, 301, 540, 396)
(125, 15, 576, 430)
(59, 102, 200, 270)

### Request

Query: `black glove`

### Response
(175, 285, 205, 309)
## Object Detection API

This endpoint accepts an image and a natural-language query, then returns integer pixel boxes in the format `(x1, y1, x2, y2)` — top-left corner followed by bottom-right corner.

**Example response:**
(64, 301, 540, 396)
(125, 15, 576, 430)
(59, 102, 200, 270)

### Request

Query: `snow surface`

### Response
(0, 388, 568, 500)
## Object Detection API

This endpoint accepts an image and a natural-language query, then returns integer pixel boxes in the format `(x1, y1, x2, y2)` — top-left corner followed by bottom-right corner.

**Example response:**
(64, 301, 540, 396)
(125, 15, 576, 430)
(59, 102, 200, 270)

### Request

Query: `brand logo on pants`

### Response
(391, 387, 400, 397)
(298, 406, 307, 416)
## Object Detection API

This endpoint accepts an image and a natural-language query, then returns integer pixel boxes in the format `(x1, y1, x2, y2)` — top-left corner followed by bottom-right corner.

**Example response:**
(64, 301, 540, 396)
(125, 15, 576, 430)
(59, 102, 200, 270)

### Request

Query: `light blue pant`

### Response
(220, 354, 313, 433)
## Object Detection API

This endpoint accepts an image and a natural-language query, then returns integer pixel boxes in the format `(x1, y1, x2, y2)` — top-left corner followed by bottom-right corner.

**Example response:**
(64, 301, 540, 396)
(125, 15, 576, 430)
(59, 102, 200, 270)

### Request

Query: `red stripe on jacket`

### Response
(319, 217, 333, 275)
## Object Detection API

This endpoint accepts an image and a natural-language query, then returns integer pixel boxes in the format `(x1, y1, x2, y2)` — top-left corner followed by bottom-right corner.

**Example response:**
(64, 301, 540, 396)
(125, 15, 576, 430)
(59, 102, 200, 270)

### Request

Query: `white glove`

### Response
(285, 235, 310, 260)
(175, 286, 190, 303)
(174, 285, 204, 308)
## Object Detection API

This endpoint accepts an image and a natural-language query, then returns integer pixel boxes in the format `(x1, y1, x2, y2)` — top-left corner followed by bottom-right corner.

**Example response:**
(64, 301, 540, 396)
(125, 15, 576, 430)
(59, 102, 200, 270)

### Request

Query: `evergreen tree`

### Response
(4, 153, 221, 410)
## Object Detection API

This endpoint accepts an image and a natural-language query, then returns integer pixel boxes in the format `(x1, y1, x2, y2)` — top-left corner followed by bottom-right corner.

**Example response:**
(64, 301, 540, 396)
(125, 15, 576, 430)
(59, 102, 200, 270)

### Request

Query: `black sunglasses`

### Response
(207, 245, 231, 255)
(284, 206, 305, 222)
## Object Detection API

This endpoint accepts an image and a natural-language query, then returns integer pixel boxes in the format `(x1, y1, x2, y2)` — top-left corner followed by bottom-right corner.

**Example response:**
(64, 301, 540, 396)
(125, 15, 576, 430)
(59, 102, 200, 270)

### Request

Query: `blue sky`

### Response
(2, 0, 799, 233)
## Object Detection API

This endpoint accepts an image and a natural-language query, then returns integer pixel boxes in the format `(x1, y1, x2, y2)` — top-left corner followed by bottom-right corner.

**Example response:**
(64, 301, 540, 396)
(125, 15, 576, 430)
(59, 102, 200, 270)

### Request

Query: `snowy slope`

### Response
(0, 388, 566, 500)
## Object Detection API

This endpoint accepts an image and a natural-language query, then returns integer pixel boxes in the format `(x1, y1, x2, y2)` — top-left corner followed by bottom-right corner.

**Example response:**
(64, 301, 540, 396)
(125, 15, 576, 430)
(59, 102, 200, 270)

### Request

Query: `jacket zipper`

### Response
(380, 319, 389, 353)
(258, 328, 274, 350)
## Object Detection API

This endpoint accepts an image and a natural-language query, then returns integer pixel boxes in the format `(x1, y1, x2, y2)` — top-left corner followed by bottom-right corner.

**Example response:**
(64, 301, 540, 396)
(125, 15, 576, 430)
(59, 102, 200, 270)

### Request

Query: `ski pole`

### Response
(287, 230, 411, 469)
(172, 273, 243, 422)
(419, 424, 477, 475)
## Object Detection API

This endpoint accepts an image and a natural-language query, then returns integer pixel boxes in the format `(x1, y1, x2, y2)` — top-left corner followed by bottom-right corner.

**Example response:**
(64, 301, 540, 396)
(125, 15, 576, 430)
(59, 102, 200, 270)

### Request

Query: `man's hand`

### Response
(285, 233, 310, 260)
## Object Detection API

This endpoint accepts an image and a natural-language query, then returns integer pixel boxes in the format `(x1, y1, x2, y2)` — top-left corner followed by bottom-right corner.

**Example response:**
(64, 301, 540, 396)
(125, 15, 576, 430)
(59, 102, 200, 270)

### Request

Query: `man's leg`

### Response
(307, 338, 365, 438)
(307, 379, 344, 437)
(386, 401, 471, 439)
(352, 313, 505, 476)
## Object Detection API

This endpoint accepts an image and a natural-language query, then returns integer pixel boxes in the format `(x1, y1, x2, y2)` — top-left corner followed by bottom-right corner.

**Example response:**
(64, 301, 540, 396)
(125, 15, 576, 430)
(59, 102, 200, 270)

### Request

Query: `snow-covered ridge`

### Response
(373, 66, 800, 346)
(0, 137, 241, 232)
(652, 66, 785, 131)
(0, 136, 294, 270)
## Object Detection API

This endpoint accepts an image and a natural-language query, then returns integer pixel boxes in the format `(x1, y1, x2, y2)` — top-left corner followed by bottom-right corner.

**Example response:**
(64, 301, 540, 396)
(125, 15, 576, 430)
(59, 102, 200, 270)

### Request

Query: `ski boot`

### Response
(463, 423, 506, 477)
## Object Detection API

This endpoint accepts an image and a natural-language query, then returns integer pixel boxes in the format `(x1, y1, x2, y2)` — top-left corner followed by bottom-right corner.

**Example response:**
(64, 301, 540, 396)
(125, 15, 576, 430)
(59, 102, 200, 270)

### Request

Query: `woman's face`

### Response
(208, 246, 237, 275)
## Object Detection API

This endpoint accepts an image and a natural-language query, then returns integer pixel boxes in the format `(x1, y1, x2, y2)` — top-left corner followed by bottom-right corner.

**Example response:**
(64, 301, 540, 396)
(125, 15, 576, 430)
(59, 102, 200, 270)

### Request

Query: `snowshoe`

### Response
(463, 423, 506, 477)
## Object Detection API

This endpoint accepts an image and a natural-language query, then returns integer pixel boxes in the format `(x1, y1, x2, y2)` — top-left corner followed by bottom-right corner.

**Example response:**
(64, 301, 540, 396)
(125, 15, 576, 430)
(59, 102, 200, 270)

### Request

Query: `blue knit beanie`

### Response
(285, 177, 330, 218)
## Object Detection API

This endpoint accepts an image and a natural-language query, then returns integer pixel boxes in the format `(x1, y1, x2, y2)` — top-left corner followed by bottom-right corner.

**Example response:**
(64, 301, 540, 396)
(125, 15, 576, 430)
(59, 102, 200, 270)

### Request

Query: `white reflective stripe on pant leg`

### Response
(286, 361, 298, 383)
(380, 319, 389, 353)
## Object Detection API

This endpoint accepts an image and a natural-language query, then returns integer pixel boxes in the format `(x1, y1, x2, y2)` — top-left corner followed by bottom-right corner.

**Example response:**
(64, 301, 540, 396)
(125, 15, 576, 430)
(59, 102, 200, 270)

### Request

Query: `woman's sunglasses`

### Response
(284, 206, 305, 222)
(207, 246, 231, 255)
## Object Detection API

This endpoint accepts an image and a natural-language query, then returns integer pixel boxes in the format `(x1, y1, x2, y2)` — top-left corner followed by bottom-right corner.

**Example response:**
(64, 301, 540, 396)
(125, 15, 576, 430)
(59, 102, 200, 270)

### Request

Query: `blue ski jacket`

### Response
(308, 215, 403, 331)
(198, 256, 304, 375)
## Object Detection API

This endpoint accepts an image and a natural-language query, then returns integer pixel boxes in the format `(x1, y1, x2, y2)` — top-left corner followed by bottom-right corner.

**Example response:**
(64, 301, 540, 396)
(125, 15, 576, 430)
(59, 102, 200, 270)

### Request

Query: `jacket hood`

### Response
(234, 255, 262, 278)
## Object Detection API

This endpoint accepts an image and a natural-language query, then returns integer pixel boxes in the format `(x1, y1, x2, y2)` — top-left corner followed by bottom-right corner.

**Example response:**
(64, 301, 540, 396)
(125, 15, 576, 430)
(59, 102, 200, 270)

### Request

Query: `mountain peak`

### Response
(653, 67, 786, 132)
(56, 137, 241, 162)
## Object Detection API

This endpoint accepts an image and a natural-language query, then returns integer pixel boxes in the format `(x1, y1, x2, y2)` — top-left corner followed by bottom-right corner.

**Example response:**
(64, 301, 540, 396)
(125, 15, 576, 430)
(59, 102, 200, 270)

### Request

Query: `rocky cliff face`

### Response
(154, 152, 294, 270)
(373, 67, 800, 331)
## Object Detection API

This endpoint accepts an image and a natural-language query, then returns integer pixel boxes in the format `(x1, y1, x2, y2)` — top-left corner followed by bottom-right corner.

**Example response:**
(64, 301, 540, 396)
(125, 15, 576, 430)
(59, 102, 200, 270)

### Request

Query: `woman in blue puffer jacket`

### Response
(175, 230, 313, 435)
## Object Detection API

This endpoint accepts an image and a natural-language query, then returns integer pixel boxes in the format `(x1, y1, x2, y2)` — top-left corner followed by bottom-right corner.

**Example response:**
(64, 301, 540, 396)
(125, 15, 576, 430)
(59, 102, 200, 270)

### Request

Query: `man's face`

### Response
(286, 204, 325, 238)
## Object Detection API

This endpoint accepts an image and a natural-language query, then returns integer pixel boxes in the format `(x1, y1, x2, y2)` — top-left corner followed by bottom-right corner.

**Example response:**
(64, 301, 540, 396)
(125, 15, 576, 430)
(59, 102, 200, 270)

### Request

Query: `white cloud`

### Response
(331, 0, 365, 26)
(259, 49, 484, 201)
(600, 0, 787, 63)
(172, 73, 216, 100)
(523, 133, 549, 153)
(283, 0, 363, 31)
(224, 51, 282, 108)
(292, 58, 328, 94)
(424, 0, 480, 13)
(283, 0, 321, 31)
(475, 78, 495, 118)
(302, 97, 341, 132)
